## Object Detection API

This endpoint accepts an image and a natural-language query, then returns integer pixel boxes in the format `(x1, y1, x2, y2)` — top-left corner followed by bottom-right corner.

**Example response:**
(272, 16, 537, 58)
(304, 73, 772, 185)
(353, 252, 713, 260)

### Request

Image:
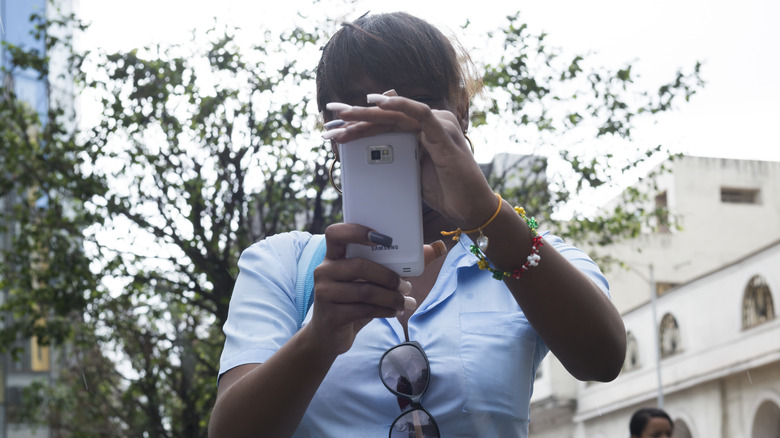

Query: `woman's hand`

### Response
(324, 94, 497, 230)
(307, 223, 414, 356)
(307, 222, 448, 357)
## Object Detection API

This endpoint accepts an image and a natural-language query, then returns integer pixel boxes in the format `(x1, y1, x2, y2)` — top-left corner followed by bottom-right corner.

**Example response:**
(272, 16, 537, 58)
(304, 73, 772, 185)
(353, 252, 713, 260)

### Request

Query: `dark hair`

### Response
(630, 408, 674, 436)
(316, 12, 478, 120)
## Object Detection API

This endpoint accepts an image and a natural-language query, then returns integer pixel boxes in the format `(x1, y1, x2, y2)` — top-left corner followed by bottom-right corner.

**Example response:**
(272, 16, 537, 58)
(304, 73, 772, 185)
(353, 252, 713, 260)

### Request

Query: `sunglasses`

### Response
(379, 341, 441, 438)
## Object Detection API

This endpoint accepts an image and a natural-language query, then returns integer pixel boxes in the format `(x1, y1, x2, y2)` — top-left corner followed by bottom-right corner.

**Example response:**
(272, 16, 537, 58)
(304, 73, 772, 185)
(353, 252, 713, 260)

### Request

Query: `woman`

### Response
(209, 11, 626, 438)
(630, 408, 674, 438)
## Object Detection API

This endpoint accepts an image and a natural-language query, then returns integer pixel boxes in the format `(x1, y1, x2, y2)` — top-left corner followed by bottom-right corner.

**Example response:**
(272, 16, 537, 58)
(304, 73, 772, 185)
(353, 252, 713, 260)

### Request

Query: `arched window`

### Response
(751, 400, 780, 438)
(743, 275, 775, 329)
(674, 419, 693, 438)
(659, 313, 681, 358)
(622, 331, 639, 372)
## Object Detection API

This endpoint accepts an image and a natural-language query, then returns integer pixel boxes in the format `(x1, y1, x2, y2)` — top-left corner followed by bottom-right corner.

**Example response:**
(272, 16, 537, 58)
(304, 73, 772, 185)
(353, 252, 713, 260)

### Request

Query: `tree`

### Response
(0, 9, 702, 437)
(475, 13, 702, 251)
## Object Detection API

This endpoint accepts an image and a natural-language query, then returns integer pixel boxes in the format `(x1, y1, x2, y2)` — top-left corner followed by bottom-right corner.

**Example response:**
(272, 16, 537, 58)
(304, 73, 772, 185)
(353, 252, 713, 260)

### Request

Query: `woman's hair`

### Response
(316, 12, 480, 120)
(629, 408, 674, 436)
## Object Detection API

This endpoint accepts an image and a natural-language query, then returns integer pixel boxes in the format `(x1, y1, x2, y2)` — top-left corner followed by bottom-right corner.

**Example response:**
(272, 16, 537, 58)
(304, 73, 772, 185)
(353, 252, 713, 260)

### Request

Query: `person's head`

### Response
(316, 11, 479, 129)
(630, 408, 674, 438)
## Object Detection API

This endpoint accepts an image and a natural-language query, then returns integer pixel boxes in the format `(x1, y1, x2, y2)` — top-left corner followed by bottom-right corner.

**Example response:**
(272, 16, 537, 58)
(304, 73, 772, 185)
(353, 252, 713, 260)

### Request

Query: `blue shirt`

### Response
(219, 230, 609, 437)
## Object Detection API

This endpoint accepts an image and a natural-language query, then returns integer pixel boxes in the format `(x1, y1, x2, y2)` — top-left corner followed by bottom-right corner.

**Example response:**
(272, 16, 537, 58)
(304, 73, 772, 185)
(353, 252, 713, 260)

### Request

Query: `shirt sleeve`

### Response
(541, 231, 611, 298)
(217, 231, 311, 381)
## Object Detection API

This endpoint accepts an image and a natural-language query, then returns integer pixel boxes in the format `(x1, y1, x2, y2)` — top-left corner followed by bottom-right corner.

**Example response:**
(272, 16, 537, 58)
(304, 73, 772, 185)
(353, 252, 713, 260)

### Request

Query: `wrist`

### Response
(463, 190, 503, 230)
(296, 323, 341, 363)
(468, 202, 544, 280)
(441, 192, 503, 244)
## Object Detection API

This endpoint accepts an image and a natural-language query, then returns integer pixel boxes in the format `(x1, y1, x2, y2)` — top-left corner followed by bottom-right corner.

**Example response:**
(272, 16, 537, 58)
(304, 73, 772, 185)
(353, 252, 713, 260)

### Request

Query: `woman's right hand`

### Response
(306, 223, 414, 356)
(209, 225, 445, 438)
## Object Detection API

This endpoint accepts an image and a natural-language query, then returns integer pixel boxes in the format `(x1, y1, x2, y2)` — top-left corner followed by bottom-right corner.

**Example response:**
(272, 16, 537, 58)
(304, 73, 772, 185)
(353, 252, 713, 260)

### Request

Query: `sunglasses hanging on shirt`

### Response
(379, 341, 441, 438)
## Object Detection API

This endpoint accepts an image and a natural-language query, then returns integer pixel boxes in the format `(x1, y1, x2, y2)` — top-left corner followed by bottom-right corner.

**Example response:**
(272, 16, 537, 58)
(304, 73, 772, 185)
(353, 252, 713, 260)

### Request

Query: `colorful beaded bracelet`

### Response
(471, 204, 543, 280)
(471, 234, 544, 280)
(441, 195, 543, 280)
(449, 200, 543, 280)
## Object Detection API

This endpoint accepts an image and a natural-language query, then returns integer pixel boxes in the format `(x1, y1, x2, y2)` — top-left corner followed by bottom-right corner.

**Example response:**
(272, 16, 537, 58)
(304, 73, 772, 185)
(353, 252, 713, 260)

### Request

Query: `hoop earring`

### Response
(464, 133, 475, 154)
(329, 159, 342, 194)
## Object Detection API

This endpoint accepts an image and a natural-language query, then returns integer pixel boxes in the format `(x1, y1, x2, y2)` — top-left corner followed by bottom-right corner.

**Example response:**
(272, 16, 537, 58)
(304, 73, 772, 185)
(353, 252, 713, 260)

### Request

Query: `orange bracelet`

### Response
(441, 193, 502, 251)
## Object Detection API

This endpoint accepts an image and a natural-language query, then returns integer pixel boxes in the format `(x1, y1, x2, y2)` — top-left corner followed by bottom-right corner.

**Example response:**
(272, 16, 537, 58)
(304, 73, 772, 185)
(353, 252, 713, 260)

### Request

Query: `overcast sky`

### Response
(78, 0, 780, 163)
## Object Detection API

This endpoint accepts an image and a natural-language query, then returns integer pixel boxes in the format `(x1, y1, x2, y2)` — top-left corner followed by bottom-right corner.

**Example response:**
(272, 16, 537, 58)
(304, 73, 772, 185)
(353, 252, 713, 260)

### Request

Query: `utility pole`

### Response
(649, 264, 664, 408)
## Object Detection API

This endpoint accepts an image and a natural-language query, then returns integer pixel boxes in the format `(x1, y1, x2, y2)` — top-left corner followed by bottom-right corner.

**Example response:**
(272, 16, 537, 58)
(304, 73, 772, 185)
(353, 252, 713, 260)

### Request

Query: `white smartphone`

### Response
(339, 132, 424, 276)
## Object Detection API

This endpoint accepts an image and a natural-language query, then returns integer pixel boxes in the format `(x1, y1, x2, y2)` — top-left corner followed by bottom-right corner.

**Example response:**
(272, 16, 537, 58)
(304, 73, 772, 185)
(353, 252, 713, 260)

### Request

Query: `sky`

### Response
(76, 0, 780, 164)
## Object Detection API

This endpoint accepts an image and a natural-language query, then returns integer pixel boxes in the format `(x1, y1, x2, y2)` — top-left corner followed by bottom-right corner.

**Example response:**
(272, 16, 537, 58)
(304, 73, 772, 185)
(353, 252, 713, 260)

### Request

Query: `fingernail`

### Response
(404, 296, 417, 311)
(322, 128, 346, 140)
(326, 102, 352, 113)
(382, 89, 398, 96)
(367, 231, 393, 247)
(397, 279, 412, 296)
(367, 93, 390, 104)
(431, 240, 447, 258)
(324, 119, 346, 130)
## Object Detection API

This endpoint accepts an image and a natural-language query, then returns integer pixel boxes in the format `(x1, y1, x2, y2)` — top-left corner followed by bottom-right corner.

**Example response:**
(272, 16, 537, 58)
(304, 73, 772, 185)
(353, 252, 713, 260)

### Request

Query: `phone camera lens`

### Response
(371, 150, 381, 160)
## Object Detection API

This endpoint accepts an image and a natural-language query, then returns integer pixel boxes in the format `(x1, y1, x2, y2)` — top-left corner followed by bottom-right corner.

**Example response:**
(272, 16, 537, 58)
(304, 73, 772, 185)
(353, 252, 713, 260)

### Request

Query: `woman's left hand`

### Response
(324, 94, 497, 229)
(325, 95, 628, 383)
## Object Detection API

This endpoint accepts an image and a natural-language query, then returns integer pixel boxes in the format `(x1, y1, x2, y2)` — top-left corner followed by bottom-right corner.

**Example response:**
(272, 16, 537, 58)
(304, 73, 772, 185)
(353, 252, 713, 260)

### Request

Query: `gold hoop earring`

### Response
(464, 133, 475, 154)
(329, 159, 342, 194)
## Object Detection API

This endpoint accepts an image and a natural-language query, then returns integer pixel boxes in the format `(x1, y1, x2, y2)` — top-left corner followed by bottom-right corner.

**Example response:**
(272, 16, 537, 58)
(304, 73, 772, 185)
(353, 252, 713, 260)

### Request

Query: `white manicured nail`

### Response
(382, 89, 398, 96)
(367, 93, 390, 104)
(322, 128, 346, 140)
(404, 296, 417, 311)
(326, 102, 352, 112)
(397, 279, 412, 296)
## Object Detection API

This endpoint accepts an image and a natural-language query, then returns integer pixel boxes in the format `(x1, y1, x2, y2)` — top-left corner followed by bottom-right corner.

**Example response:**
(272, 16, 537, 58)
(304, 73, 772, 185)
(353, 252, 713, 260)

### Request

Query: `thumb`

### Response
(423, 240, 448, 267)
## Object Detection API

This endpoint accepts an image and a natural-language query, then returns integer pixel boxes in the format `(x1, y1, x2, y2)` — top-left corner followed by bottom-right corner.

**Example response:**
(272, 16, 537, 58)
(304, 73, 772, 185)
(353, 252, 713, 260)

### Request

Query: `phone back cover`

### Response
(339, 133, 424, 276)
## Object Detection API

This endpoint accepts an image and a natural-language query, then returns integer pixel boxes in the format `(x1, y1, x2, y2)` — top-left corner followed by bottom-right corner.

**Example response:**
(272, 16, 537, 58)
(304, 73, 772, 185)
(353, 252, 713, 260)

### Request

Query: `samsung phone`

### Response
(339, 132, 424, 276)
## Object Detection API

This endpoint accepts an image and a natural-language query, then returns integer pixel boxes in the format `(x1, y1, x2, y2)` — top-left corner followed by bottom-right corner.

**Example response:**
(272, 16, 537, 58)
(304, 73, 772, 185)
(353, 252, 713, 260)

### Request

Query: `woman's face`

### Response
(638, 417, 673, 438)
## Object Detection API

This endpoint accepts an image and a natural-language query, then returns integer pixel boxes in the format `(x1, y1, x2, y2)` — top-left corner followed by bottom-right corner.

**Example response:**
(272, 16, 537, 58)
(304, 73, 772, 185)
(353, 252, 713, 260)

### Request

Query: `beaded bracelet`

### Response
(443, 196, 544, 280)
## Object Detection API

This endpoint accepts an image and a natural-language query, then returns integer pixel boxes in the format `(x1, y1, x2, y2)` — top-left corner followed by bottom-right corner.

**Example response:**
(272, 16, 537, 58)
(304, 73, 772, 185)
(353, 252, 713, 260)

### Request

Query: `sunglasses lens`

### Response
(380, 344, 429, 397)
(390, 408, 440, 438)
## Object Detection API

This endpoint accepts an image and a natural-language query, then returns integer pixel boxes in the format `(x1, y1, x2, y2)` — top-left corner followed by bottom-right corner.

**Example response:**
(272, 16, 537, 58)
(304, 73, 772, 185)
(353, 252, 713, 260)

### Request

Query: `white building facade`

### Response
(530, 156, 780, 437)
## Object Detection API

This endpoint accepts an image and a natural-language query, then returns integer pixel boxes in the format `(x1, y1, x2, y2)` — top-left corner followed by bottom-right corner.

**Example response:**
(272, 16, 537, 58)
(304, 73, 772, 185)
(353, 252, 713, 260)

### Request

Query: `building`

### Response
(530, 156, 780, 437)
(1, 0, 76, 436)
(575, 239, 780, 437)
(601, 157, 780, 314)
